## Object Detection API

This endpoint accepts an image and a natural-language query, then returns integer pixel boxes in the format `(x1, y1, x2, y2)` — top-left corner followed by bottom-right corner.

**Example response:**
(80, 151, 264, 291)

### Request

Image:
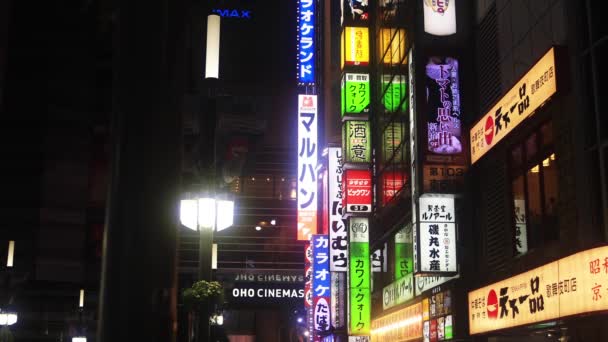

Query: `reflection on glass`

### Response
(543, 153, 559, 240)
(512, 175, 528, 255)
(526, 164, 542, 246)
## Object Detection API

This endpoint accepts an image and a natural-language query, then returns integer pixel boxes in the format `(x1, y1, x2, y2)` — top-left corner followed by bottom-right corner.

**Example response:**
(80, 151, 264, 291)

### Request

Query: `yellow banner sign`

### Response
(371, 302, 422, 342)
(470, 47, 557, 164)
(468, 245, 608, 334)
(341, 27, 370, 68)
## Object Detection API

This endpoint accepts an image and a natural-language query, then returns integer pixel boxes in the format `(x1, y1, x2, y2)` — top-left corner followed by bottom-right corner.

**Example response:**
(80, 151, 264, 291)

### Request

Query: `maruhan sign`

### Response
(382, 273, 414, 310)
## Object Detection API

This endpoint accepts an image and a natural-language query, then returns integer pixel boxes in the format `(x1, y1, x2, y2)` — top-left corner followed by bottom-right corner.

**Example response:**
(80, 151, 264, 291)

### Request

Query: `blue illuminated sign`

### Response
(212, 8, 252, 19)
(312, 234, 331, 333)
(297, 0, 315, 85)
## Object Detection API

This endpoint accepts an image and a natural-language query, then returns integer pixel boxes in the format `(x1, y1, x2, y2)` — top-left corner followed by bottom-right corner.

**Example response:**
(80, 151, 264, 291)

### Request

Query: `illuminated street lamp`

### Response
(180, 194, 233, 342)
(0, 311, 17, 326)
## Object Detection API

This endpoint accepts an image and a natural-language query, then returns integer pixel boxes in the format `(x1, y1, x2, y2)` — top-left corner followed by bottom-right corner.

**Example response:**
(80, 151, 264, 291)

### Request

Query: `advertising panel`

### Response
(305, 242, 313, 308)
(328, 147, 348, 272)
(423, 0, 457, 36)
(382, 170, 406, 205)
(343, 120, 371, 164)
(341, 27, 370, 68)
(331, 272, 346, 329)
(382, 121, 405, 163)
(379, 28, 407, 65)
(297, 0, 315, 85)
(415, 274, 459, 296)
(349, 217, 371, 335)
(395, 226, 413, 279)
(297, 95, 318, 240)
(382, 74, 408, 112)
(422, 164, 465, 193)
(417, 196, 457, 273)
(371, 302, 423, 342)
(343, 169, 372, 214)
(425, 56, 463, 164)
(341, 73, 371, 116)
(470, 47, 557, 164)
(312, 234, 331, 333)
(468, 245, 608, 334)
(382, 273, 414, 310)
(371, 244, 388, 273)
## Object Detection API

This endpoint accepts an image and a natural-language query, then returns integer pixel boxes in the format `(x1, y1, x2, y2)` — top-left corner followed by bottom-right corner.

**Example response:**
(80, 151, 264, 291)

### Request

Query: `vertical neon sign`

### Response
(297, 0, 315, 85)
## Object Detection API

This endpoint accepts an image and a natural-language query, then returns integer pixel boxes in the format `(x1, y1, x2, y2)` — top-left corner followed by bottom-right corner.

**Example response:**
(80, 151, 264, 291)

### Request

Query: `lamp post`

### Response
(180, 195, 233, 342)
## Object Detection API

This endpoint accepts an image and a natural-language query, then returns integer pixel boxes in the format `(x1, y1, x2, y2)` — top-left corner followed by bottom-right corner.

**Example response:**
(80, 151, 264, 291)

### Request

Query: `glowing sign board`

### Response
(382, 273, 414, 310)
(341, 27, 370, 68)
(470, 47, 557, 164)
(382, 170, 406, 205)
(382, 121, 405, 163)
(331, 272, 346, 329)
(379, 28, 407, 65)
(469, 245, 608, 334)
(297, 0, 315, 85)
(423, 0, 457, 36)
(349, 217, 371, 335)
(305, 242, 313, 308)
(417, 195, 457, 274)
(395, 226, 413, 279)
(212, 8, 252, 19)
(328, 147, 348, 272)
(343, 120, 371, 164)
(312, 234, 331, 333)
(343, 169, 372, 214)
(341, 73, 370, 116)
(371, 302, 422, 342)
(425, 56, 463, 161)
(382, 74, 407, 112)
(297, 95, 318, 240)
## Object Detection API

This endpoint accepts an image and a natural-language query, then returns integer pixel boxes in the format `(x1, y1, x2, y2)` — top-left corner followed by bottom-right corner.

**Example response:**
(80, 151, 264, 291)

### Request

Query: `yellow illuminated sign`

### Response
(379, 28, 407, 65)
(371, 302, 422, 342)
(341, 27, 369, 69)
(468, 245, 608, 335)
(470, 47, 557, 164)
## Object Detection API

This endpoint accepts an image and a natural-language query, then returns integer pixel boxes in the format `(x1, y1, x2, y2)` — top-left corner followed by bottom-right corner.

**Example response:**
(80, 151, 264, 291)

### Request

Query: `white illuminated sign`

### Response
(297, 95, 318, 240)
(328, 147, 348, 272)
(418, 195, 457, 273)
(423, 0, 457, 36)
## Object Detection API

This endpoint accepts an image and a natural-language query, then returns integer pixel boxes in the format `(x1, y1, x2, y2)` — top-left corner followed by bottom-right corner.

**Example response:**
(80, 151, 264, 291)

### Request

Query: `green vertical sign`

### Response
(382, 121, 405, 163)
(341, 73, 370, 116)
(395, 226, 413, 280)
(343, 120, 371, 163)
(382, 74, 408, 112)
(349, 217, 370, 335)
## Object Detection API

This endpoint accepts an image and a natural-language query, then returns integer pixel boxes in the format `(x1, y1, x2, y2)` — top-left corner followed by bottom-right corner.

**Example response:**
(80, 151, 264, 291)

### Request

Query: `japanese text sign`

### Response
(305, 242, 313, 308)
(349, 217, 371, 335)
(382, 121, 405, 163)
(379, 28, 407, 65)
(331, 272, 346, 329)
(382, 74, 408, 112)
(343, 120, 371, 164)
(312, 234, 331, 332)
(418, 196, 457, 273)
(423, 0, 457, 36)
(298, 95, 318, 240)
(395, 226, 413, 279)
(425, 56, 463, 161)
(341, 73, 371, 116)
(328, 147, 348, 272)
(470, 47, 557, 164)
(297, 0, 315, 85)
(341, 27, 369, 68)
(371, 302, 422, 341)
(343, 169, 372, 214)
(382, 170, 406, 205)
(382, 273, 414, 310)
(469, 245, 608, 334)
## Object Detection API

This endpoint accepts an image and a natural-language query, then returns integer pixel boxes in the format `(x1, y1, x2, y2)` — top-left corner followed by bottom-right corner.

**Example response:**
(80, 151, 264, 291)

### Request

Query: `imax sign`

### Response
(212, 8, 252, 19)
